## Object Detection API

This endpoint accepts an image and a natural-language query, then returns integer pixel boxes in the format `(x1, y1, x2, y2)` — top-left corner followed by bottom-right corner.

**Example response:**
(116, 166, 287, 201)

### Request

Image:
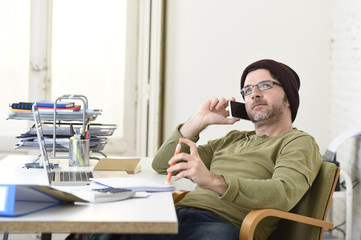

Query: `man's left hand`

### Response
(167, 138, 228, 196)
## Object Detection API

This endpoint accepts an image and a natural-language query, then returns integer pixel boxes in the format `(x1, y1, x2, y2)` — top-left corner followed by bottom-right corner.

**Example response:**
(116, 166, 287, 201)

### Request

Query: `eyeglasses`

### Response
(241, 80, 282, 97)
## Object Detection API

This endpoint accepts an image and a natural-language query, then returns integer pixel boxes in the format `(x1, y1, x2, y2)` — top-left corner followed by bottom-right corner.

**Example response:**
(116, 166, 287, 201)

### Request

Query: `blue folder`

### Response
(0, 184, 86, 217)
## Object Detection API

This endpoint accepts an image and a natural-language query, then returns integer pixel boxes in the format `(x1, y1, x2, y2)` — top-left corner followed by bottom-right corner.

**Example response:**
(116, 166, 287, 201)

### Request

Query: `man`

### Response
(80, 59, 322, 240)
(150, 59, 322, 240)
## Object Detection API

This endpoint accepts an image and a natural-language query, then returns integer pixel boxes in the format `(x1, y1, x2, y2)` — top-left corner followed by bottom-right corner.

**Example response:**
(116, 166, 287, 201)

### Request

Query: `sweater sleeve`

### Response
(220, 135, 322, 211)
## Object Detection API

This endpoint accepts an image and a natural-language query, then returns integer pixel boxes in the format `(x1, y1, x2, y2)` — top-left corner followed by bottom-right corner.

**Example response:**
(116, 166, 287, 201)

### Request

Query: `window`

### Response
(0, 1, 30, 153)
(51, 0, 130, 155)
(0, 0, 164, 157)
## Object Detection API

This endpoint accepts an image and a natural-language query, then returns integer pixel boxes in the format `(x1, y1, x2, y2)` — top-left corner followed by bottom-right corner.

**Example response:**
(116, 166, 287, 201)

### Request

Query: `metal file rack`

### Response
(8, 94, 116, 160)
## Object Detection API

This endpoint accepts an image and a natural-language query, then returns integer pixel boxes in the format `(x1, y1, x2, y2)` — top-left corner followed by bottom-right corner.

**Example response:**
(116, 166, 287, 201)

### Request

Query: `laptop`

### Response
(32, 103, 127, 186)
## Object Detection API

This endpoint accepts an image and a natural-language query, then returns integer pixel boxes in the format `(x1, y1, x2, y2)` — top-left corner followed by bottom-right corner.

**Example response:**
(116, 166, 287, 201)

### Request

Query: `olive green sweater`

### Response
(152, 125, 322, 240)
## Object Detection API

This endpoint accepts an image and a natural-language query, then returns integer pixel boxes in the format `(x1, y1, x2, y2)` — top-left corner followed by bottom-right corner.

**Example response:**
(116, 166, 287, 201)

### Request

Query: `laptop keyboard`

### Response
(51, 171, 94, 182)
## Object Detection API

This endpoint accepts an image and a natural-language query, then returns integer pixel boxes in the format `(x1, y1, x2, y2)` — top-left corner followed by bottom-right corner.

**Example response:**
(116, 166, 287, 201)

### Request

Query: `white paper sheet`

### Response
(92, 177, 175, 192)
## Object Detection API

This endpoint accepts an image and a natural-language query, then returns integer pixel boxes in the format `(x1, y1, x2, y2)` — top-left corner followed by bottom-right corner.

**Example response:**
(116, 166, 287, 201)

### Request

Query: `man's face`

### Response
(243, 69, 290, 124)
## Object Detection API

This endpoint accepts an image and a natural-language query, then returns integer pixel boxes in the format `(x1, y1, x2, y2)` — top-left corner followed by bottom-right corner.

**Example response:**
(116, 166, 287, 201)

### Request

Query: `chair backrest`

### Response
(268, 161, 340, 240)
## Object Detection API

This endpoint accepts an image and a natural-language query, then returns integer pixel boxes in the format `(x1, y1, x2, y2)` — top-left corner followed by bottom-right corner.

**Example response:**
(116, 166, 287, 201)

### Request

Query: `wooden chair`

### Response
(173, 161, 340, 240)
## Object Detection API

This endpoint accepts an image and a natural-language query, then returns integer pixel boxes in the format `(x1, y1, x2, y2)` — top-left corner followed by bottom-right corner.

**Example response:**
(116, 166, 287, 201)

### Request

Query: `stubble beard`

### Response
(249, 95, 288, 124)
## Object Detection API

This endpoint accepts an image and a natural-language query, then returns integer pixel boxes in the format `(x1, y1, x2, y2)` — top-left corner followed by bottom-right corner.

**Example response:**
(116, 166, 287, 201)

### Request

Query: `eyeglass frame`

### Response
(241, 80, 282, 97)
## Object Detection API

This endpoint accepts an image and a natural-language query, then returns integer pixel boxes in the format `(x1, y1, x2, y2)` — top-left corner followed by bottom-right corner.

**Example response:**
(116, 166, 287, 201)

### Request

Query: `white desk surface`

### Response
(0, 155, 195, 234)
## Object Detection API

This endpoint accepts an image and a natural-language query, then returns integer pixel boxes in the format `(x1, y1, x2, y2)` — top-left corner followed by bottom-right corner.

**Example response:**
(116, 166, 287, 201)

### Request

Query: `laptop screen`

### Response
(32, 103, 53, 184)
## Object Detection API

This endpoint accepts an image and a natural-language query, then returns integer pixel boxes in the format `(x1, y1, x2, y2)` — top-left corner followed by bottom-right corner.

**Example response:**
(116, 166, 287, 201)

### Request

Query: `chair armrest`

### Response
(172, 190, 189, 203)
(239, 209, 333, 240)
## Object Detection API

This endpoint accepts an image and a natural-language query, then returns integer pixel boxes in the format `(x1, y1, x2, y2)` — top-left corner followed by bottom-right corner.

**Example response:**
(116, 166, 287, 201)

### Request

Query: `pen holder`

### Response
(69, 138, 90, 166)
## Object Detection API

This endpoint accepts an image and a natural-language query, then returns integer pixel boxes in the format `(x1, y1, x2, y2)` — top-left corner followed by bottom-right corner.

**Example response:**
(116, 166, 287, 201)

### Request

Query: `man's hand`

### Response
(180, 97, 240, 138)
(167, 138, 228, 196)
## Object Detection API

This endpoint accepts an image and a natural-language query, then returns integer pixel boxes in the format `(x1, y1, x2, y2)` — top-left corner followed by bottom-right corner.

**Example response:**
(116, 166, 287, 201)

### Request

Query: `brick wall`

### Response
(330, 0, 361, 238)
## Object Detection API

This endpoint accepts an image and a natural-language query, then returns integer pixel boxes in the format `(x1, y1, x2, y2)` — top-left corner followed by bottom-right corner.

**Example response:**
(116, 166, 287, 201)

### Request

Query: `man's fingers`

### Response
(209, 98, 219, 111)
(179, 138, 199, 156)
(168, 161, 189, 173)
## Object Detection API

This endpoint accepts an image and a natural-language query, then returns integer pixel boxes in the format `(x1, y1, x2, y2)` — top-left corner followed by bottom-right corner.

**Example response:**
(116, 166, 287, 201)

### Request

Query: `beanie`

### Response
(240, 59, 300, 122)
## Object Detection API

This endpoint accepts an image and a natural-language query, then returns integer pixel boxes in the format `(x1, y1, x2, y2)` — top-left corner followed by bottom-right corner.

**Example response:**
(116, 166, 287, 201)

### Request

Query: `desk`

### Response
(0, 155, 194, 235)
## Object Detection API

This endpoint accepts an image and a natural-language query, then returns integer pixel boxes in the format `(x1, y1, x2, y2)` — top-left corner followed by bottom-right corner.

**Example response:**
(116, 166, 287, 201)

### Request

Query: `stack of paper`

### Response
(8, 109, 102, 121)
(14, 123, 116, 152)
(92, 178, 175, 192)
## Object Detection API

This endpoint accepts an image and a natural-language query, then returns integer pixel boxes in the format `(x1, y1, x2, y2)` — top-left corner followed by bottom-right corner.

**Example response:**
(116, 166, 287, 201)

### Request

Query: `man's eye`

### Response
(261, 83, 272, 89)
(245, 87, 253, 94)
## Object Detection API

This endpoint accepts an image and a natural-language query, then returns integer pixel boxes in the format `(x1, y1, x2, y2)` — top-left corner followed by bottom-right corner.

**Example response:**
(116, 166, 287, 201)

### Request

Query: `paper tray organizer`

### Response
(8, 94, 117, 157)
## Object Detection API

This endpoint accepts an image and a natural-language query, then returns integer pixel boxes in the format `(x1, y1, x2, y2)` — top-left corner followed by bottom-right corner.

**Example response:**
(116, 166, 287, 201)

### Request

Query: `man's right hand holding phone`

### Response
(180, 97, 241, 138)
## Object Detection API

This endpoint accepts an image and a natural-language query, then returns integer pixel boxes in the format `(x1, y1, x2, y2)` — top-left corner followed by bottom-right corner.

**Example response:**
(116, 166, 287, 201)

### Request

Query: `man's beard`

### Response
(249, 95, 288, 123)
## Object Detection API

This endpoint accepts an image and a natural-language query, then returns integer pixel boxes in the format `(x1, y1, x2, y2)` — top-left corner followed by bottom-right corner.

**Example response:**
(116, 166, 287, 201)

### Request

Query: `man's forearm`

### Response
(180, 114, 208, 138)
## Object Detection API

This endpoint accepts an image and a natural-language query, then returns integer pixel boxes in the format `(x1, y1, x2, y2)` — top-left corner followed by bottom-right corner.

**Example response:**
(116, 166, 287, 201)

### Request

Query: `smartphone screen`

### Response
(228, 101, 249, 120)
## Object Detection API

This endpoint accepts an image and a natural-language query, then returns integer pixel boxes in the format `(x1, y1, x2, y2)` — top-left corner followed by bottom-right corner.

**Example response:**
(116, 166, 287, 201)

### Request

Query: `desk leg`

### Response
(2, 233, 8, 240)
(41, 233, 52, 240)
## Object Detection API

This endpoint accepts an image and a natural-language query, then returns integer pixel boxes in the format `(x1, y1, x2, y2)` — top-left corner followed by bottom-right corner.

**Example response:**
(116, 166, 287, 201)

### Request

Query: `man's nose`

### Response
(250, 85, 262, 98)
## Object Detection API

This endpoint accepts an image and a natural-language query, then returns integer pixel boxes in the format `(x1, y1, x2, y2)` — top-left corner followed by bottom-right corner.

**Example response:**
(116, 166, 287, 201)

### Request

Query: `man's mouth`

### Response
(252, 103, 267, 109)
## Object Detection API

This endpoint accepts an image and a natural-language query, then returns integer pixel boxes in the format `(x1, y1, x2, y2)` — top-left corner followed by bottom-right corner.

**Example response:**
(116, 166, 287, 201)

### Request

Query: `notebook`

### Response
(32, 103, 126, 186)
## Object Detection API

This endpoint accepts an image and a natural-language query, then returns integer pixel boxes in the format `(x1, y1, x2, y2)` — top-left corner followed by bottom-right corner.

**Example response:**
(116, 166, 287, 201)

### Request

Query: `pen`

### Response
(166, 139, 182, 184)
(70, 123, 75, 135)
(79, 127, 85, 139)
(85, 120, 91, 139)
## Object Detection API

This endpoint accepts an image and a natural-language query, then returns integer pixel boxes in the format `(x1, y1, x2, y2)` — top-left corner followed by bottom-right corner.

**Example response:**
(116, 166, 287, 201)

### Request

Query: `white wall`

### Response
(163, 0, 331, 153)
(329, 0, 361, 238)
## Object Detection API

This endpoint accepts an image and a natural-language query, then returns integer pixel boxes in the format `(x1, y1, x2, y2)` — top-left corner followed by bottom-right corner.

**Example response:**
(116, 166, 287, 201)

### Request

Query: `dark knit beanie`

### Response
(240, 59, 300, 122)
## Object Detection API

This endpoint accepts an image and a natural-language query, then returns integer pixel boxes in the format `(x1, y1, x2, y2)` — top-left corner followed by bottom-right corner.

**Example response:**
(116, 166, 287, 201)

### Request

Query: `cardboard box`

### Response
(94, 158, 141, 174)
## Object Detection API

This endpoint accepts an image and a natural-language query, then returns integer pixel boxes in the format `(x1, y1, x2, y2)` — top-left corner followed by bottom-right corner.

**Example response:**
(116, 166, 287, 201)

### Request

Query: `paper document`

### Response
(92, 178, 175, 192)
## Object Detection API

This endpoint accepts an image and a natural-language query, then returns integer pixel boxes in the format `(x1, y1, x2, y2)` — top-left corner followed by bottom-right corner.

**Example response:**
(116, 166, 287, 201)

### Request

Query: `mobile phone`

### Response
(228, 101, 249, 120)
